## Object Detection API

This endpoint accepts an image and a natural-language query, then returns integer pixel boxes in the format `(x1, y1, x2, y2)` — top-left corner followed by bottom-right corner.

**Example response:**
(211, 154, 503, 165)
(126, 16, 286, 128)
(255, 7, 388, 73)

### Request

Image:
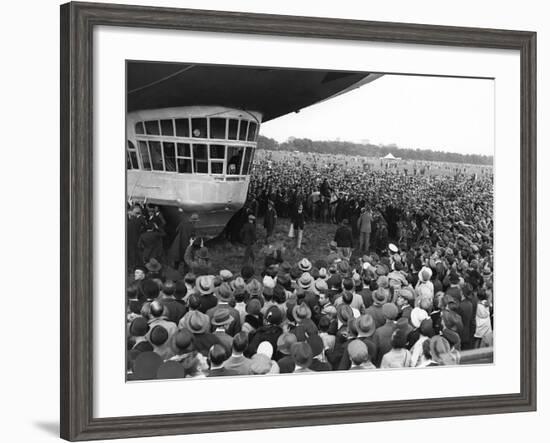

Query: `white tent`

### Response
(380, 153, 401, 160)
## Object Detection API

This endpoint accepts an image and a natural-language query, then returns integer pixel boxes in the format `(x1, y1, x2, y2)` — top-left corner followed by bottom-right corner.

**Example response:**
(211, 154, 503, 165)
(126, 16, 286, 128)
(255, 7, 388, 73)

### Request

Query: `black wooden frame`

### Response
(60, 2, 537, 441)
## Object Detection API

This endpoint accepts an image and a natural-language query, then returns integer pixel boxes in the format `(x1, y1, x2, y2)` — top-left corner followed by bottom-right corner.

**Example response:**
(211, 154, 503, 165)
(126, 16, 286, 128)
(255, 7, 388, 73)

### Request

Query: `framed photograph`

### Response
(60, 1, 536, 441)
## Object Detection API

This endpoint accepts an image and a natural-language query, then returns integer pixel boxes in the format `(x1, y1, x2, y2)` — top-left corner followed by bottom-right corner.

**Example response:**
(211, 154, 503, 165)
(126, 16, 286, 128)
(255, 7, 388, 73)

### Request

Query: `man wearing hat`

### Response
(211, 309, 235, 354)
(144, 257, 163, 280)
(334, 219, 353, 260)
(291, 342, 313, 373)
(240, 213, 257, 265)
(207, 282, 241, 336)
(364, 288, 389, 328)
(168, 212, 200, 268)
(195, 275, 218, 314)
(138, 222, 165, 267)
(396, 287, 415, 322)
(357, 207, 373, 254)
(308, 334, 332, 371)
(326, 241, 342, 265)
(275, 332, 298, 361)
(338, 314, 378, 370)
(181, 310, 220, 356)
(373, 302, 399, 366)
(263, 199, 278, 244)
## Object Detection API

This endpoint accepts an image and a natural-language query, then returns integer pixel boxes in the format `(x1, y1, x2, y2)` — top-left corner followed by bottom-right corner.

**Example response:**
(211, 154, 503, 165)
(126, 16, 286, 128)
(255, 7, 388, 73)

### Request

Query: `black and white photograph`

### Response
(125, 61, 494, 381)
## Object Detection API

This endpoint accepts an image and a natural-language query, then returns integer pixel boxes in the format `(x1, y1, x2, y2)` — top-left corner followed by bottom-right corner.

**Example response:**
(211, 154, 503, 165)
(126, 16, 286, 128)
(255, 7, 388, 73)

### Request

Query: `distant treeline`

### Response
(256, 135, 493, 165)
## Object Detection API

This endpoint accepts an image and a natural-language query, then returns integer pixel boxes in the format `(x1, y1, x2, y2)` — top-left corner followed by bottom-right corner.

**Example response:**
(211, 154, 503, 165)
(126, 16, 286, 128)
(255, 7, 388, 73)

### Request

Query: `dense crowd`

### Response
(126, 152, 493, 380)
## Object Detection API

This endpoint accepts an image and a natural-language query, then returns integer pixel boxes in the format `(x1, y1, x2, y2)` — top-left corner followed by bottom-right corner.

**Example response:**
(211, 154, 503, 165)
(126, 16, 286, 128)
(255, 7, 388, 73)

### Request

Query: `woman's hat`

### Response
(257, 341, 274, 359)
(410, 307, 429, 328)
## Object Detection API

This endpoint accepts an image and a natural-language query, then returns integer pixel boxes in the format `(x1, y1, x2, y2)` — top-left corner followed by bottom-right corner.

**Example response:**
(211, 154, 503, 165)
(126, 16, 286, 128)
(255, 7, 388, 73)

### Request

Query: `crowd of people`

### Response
(126, 152, 494, 380)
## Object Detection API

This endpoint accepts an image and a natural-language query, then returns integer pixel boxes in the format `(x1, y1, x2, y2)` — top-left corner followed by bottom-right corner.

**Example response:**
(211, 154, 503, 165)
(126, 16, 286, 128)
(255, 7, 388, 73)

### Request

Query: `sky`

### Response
(260, 74, 494, 156)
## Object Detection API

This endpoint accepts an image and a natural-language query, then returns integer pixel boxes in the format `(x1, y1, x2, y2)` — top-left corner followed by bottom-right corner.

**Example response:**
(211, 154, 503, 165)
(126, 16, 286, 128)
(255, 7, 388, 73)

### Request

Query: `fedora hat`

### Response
(355, 314, 376, 337)
(307, 334, 324, 358)
(291, 342, 313, 368)
(211, 309, 234, 327)
(277, 332, 298, 355)
(174, 329, 194, 354)
(337, 304, 354, 325)
(298, 272, 314, 290)
(145, 258, 162, 272)
(292, 302, 312, 322)
(298, 258, 312, 272)
(182, 310, 210, 335)
(216, 282, 234, 302)
(196, 275, 214, 295)
(231, 276, 246, 294)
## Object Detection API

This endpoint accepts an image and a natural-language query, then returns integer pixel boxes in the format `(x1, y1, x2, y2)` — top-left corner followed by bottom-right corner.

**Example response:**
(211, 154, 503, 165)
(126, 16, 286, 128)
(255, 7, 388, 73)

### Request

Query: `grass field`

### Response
(207, 217, 340, 275)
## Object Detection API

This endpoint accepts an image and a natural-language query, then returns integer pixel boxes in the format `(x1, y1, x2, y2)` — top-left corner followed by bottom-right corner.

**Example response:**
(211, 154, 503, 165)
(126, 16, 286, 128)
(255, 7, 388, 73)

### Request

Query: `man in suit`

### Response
(263, 200, 278, 244)
(240, 214, 257, 265)
(357, 207, 373, 254)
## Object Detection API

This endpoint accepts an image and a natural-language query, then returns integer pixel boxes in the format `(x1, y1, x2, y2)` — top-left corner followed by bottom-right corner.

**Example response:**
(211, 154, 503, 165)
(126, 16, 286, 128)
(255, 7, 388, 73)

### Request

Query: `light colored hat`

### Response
(388, 243, 399, 253)
(263, 275, 276, 289)
(314, 279, 329, 294)
(298, 272, 314, 290)
(219, 269, 233, 281)
(410, 307, 429, 328)
(250, 354, 272, 375)
(257, 341, 274, 359)
(196, 275, 215, 295)
(419, 266, 433, 283)
(298, 258, 312, 272)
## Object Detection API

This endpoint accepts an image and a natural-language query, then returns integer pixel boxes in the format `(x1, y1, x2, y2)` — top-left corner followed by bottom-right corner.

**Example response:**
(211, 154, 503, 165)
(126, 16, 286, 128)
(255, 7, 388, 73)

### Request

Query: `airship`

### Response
(126, 61, 381, 237)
